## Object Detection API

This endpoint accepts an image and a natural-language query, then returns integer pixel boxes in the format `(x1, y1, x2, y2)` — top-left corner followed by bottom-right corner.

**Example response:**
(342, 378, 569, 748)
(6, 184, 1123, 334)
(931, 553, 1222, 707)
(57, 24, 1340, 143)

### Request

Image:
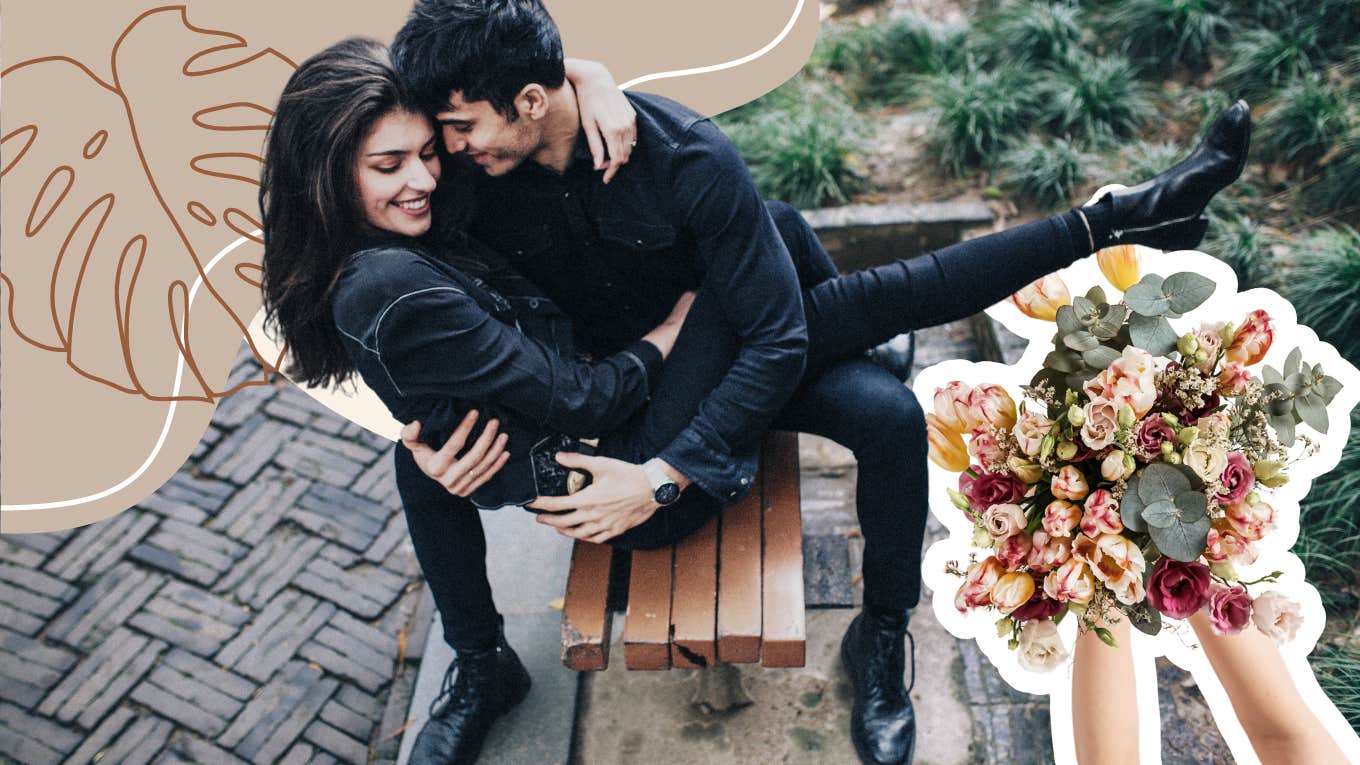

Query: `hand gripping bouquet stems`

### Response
(915, 192, 1360, 763)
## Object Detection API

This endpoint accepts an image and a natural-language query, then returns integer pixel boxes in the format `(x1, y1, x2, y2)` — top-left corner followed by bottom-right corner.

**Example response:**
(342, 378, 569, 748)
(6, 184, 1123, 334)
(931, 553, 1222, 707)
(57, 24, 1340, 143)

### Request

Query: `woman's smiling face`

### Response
(354, 109, 441, 237)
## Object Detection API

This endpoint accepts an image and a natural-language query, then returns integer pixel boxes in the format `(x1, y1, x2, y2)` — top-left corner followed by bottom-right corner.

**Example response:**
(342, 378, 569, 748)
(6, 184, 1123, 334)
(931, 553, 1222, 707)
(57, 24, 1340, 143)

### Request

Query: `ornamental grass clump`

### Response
(999, 136, 1093, 207)
(1202, 215, 1276, 292)
(1104, 0, 1232, 76)
(1284, 226, 1360, 367)
(1257, 71, 1353, 169)
(839, 12, 971, 106)
(978, 2, 1085, 68)
(725, 104, 869, 209)
(1221, 26, 1321, 101)
(925, 59, 1038, 176)
(1036, 53, 1150, 141)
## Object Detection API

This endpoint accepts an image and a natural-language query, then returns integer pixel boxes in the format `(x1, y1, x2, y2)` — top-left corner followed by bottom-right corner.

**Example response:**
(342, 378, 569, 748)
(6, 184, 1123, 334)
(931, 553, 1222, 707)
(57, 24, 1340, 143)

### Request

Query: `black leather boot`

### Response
(1085, 99, 1252, 252)
(409, 633, 532, 765)
(841, 610, 916, 765)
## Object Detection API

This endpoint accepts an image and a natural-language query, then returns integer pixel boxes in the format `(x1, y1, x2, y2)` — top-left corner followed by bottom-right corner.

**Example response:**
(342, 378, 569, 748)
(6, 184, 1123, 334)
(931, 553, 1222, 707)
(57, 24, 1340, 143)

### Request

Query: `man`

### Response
(391, 2, 929, 763)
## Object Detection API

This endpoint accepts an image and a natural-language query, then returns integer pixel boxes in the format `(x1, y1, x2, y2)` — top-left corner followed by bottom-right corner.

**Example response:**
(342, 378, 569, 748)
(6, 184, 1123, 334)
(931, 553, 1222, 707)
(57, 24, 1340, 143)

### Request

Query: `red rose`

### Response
(962, 468, 1027, 512)
(1135, 417, 1176, 456)
(1144, 559, 1211, 619)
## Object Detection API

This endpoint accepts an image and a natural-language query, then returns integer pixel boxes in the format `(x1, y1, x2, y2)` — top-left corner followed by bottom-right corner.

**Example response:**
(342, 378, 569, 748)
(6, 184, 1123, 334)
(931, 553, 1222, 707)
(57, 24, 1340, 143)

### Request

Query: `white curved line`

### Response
(2, 231, 262, 512)
(618, 0, 807, 90)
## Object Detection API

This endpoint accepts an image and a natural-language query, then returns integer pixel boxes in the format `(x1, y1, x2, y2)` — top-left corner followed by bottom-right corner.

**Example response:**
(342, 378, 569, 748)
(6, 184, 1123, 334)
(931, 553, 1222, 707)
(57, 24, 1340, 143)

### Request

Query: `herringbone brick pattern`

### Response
(1, 349, 434, 765)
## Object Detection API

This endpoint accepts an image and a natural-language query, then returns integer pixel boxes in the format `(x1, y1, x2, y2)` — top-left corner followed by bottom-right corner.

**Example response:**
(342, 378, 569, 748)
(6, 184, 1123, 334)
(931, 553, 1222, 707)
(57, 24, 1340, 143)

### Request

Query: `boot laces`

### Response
(429, 648, 496, 718)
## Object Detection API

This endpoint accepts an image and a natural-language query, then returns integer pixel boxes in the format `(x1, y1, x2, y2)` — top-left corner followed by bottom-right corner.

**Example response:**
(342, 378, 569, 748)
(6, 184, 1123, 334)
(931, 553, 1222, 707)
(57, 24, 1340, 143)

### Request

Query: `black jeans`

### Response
(398, 204, 1091, 649)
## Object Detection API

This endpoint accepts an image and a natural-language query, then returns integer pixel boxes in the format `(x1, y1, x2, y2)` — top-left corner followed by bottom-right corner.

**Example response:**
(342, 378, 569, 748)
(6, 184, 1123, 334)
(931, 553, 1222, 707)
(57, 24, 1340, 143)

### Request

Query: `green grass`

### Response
(1310, 641, 1360, 732)
(1283, 225, 1360, 366)
(1036, 54, 1151, 140)
(1221, 25, 1320, 100)
(1103, 0, 1233, 75)
(977, 2, 1085, 68)
(1258, 72, 1352, 168)
(817, 12, 971, 106)
(924, 59, 1038, 176)
(999, 135, 1093, 207)
(723, 100, 870, 209)
(1202, 215, 1276, 290)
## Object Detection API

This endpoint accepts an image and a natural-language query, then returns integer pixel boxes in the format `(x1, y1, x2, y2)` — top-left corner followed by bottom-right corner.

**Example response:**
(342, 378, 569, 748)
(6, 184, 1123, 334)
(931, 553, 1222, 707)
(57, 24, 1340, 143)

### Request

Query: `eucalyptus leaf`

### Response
(1121, 475, 1147, 532)
(1064, 332, 1100, 352)
(1271, 413, 1297, 447)
(1173, 464, 1205, 491)
(1072, 296, 1097, 322)
(1262, 365, 1283, 387)
(1143, 499, 1179, 528)
(1129, 314, 1178, 356)
(1085, 286, 1108, 306)
(1124, 282, 1173, 316)
(1056, 305, 1082, 335)
(1318, 375, 1343, 402)
(1264, 383, 1294, 417)
(1162, 272, 1215, 314)
(1149, 513, 1212, 562)
(1285, 372, 1309, 394)
(1126, 601, 1163, 636)
(1296, 391, 1329, 433)
(1285, 347, 1302, 378)
(1173, 490, 1208, 524)
(1045, 350, 1083, 373)
(1138, 463, 1191, 504)
(1083, 346, 1123, 369)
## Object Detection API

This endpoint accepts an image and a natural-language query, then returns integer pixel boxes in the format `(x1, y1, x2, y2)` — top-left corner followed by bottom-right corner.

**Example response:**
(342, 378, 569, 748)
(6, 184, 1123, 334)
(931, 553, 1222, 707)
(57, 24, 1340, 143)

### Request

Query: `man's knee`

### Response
(827, 372, 927, 455)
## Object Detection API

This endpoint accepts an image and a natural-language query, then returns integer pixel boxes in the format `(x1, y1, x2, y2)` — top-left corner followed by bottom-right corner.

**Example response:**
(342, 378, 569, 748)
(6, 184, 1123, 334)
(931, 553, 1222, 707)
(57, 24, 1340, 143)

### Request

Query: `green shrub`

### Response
(1259, 72, 1353, 168)
(826, 12, 971, 106)
(978, 2, 1085, 67)
(724, 104, 869, 209)
(924, 59, 1038, 176)
(1284, 225, 1360, 367)
(1104, 0, 1232, 75)
(1221, 26, 1320, 101)
(1036, 54, 1150, 140)
(810, 22, 880, 75)
(998, 135, 1092, 207)
(1115, 140, 1184, 183)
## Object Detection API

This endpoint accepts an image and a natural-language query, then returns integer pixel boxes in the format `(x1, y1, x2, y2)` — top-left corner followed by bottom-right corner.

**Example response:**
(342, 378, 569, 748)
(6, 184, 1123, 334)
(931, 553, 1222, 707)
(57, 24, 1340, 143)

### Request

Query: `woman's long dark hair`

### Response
(260, 37, 466, 388)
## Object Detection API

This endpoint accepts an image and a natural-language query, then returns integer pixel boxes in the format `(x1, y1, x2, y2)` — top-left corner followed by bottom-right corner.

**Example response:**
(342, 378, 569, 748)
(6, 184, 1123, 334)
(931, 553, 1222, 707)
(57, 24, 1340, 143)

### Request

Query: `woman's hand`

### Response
(564, 58, 636, 184)
(641, 290, 696, 358)
(401, 410, 509, 497)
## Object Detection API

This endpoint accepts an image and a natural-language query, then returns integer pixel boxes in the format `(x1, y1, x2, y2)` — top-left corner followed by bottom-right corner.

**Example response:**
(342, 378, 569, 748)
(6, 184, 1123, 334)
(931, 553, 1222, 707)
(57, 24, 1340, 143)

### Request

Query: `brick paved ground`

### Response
(1, 348, 433, 765)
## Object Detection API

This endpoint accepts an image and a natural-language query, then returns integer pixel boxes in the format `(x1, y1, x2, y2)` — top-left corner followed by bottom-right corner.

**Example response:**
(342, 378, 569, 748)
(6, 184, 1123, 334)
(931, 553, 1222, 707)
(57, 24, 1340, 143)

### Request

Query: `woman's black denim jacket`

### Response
(330, 234, 663, 508)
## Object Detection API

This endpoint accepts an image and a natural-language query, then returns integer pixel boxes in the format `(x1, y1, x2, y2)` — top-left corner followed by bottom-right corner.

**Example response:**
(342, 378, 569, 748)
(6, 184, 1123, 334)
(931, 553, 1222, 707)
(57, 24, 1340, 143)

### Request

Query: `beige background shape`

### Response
(1, 0, 819, 532)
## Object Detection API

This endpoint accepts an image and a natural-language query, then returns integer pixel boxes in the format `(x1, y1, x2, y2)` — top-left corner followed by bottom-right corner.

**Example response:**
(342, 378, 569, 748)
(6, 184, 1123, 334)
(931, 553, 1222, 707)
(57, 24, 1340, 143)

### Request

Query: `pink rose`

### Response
(983, 503, 1027, 542)
(1197, 412, 1231, 441)
(954, 556, 1004, 612)
(1251, 591, 1303, 644)
(1135, 416, 1176, 457)
(1080, 489, 1123, 537)
(1225, 310, 1273, 366)
(996, 532, 1034, 569)
(1205, 584, 1254, 635)
(1010, 274, 1071, 321)
(1224, 497, 1274, 542)
(968, 428, 1007, 472)
(1027, 530, 1072, 572)
(968, 384, 1018, 431)
(1216, 452, 1256, 505)
(1193, 324, 1224, 373)
(1042, 500, 1082, 538)
(1011, 578, 1065, 622)
(1080, 398, 1120, 451)
(1044, 558, 1095, 604)
(1051, 465, 1090, 501)
(963, 469, 1028, 513)
(1204, 522, 1259, 566)
(991, 571, 1037, 615)
(934, 382, 975, 433)
(1216, 362, 1251, 397)
(1012, 410, 1054, 458)
(1145, 559, 1211, 619)
(1073, 533, 1146, 605)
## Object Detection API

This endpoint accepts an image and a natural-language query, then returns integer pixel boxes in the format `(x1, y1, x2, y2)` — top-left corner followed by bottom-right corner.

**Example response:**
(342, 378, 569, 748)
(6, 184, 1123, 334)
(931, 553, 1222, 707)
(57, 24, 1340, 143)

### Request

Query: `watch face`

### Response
(655, 482, 681, 505)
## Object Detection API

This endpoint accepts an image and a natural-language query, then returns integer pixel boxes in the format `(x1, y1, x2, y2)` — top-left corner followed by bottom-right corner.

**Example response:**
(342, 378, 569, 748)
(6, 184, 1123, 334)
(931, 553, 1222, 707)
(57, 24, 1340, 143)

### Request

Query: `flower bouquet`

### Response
(924, 245, 1353, 673)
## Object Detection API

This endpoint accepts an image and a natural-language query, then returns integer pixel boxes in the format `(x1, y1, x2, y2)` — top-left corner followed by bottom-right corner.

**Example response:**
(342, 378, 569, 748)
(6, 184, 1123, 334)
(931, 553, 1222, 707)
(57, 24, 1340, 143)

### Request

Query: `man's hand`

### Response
(400, 411, 509, 497)
(529, 452, 660, 544)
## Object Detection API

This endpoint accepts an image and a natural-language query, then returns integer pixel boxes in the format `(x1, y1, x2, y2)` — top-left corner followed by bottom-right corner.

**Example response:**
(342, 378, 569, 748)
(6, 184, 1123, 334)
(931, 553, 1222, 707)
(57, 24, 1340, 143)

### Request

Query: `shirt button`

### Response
(515, 249, 524, 256)
(740, 477, 750, 486)
(529, 299, 540, 308)
(564, 192, 571, 198)
(636, 239, 643, 245)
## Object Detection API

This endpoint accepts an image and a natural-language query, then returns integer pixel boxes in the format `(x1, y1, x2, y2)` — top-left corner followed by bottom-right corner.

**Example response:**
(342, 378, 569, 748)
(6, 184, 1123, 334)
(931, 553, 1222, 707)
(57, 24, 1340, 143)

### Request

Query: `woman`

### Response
(261, 38, 1253, 550)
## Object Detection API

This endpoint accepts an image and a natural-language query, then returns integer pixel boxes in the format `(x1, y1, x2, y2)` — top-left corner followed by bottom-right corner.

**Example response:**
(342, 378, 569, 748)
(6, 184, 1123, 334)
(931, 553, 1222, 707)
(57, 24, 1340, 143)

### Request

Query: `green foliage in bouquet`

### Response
(1122, 463, 1212, 562)
(1259, 348, 1344, 446)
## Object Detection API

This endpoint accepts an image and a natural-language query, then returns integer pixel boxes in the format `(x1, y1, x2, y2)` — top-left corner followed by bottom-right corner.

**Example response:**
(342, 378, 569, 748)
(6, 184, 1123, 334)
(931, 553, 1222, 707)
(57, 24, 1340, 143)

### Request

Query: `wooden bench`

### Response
(560, 431, 805, 671)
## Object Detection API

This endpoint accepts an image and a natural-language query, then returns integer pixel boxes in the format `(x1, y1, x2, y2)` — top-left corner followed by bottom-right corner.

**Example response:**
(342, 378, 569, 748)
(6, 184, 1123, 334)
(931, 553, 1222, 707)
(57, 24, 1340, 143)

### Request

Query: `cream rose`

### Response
(1251, 590, 1303, 644)
(1017, 618, 1069, 671)
(1080, 398, 1120, 451)
(1184, 440, 1229, 482)
(983, 503, 1027, 542)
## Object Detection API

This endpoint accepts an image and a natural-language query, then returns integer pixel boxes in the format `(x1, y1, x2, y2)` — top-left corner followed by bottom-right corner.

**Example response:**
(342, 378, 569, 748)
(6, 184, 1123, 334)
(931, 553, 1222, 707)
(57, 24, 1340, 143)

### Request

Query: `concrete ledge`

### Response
(803, 201, 994, 272)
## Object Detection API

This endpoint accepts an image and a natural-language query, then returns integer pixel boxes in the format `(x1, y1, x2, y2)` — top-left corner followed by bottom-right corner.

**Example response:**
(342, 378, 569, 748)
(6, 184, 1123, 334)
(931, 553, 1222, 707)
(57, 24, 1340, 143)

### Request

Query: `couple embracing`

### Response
(258, 1, 1253, 762)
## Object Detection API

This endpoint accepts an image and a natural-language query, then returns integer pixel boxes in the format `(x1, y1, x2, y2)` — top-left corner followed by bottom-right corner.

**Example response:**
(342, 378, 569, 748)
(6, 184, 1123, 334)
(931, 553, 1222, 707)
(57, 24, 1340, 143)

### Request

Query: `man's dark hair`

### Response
(392, 0, 566, 119)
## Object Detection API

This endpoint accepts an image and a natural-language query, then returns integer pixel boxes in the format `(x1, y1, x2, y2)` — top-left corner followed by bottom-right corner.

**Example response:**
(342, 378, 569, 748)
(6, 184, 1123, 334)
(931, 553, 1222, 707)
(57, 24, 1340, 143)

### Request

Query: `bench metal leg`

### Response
(689, 662, 753, 716)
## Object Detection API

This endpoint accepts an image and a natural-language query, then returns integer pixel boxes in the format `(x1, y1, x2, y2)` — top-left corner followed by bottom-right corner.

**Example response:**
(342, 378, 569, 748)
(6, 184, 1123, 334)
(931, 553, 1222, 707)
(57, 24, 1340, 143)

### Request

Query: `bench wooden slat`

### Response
(716, 478, 763, 663)
(623, 545, 673, 670)
(561, 541, 613, 671)
(669, 514, 719, 669)
(760, 431, 806, 668)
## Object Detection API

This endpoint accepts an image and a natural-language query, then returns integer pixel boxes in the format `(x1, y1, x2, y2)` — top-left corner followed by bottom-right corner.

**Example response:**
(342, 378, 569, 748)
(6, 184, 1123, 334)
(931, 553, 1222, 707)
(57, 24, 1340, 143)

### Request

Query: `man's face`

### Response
(435, 91, 540, 177)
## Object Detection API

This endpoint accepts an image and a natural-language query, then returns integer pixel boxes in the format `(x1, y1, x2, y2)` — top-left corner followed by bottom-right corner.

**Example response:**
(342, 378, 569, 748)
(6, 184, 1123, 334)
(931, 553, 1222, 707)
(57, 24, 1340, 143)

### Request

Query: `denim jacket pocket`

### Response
(598, 219, 677, 251)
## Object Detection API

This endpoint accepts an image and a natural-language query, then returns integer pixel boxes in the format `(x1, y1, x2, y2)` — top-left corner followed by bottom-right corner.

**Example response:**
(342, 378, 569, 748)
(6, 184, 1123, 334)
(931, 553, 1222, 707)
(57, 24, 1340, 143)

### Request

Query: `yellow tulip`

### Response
(1009, 274, 1071, 321)
(1096, 244, 1140, 291)
(926, 414, 970, 471)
